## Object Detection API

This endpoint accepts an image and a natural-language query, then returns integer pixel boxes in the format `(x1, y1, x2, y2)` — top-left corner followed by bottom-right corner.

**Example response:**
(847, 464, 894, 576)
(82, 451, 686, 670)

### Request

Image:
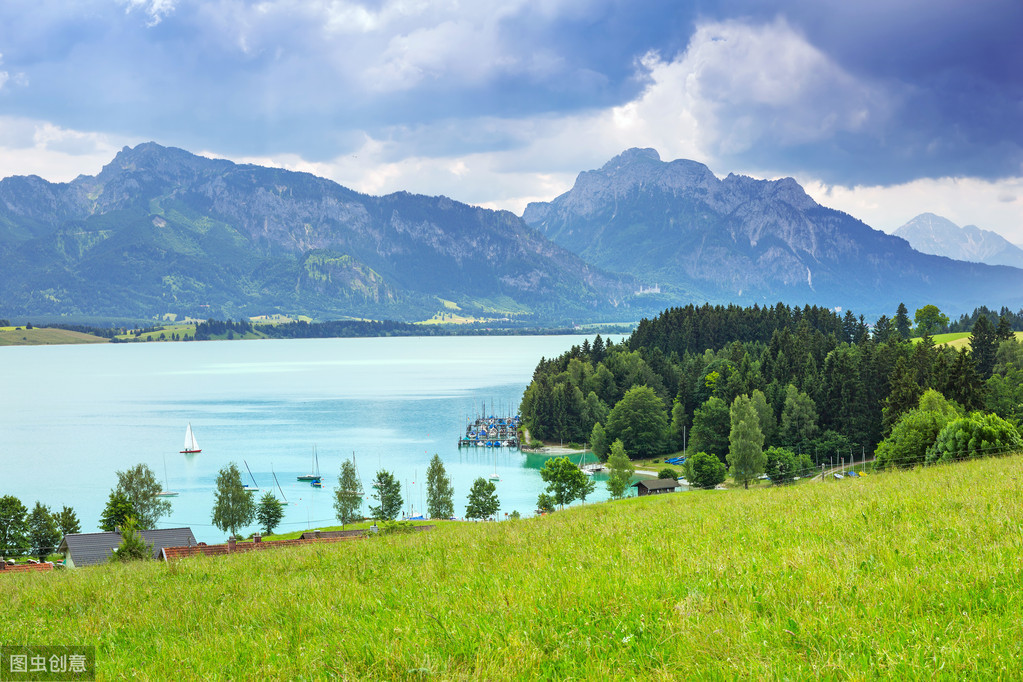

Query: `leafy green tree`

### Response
(539, 457, 589, 509)
(369, 470, 403, 521)
(667, 399, 689, 452)
(688, 396, 730, 462)
(333, 458, 364, 526)
(927, 412, 1023, 463)
(683, 452, 727, 489)
(605, 385, 668, 458)
(211, 462, 256, 538)
(536, 493, 555, 514)
(109, 517, 152, 563)
(895, 303, 912, 340)
(465, 478, 500, 520)
(749, 389, 775, 445)
(728, 394, 766, 489)
(578, 473, 596, 503)
(657, 468, 678, 480)
(970, 314, 998, 379)
(425, 454, 454, 520)
(779, 384, 819, 446)
(256, 492, 285, 536)
(874, 390, 962, 468)
(0, 496, 30, 558)
(764, 447, 799, 485)
(581, 392, 610, 436)
(99, 491, 136, 532)
(28, 502, 61, 561)
(113, 463, 172, 530)
(914, 304, 949, 336)
(605, 439, 635, 500)
(590, 422, 609, 462)
(54, 506, 80, 537)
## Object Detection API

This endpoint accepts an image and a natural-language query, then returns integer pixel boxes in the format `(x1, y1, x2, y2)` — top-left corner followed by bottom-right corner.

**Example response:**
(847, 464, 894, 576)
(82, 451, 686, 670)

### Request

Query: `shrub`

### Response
(927, 413, 1023, 463)
(684, 452, 727, 489)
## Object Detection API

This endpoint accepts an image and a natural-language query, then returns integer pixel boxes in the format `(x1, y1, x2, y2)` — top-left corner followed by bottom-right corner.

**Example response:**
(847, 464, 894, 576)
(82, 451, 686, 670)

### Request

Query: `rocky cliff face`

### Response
(524, 149, 1023, 315)
(0, 143, 637, 320)
(894, 213, 1023, 269)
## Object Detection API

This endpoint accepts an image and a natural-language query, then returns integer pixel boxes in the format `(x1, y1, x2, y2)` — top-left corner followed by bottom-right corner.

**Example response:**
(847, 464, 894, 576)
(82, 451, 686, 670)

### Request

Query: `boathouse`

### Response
(632, 479, 681, 496)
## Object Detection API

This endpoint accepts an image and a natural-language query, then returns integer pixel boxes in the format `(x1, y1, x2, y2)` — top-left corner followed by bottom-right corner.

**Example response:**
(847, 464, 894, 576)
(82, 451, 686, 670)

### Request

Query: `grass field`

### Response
(0, 327, 108, 346)
(2, 455, 1021, 678)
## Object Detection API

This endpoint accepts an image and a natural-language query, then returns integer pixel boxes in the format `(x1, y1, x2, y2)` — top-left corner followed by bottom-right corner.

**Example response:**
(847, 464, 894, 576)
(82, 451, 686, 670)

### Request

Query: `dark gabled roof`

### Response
(632, 478, 681, 491)
(58, 528, 197, 567)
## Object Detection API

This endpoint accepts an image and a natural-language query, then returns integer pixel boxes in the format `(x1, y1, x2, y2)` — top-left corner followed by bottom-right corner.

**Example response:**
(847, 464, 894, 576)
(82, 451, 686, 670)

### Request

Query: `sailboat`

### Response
(156, 455, 179, 497)
(243, 460, 260, 492)
(180, 423, 201, 454)
(489, 448, 500, 481)
(297, 445, 321, 482)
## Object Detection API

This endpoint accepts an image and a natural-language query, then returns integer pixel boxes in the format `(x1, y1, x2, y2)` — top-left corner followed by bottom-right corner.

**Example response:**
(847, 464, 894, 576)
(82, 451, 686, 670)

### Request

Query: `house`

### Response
(58, 528, 197, 568)
(632, 478, 682, 496)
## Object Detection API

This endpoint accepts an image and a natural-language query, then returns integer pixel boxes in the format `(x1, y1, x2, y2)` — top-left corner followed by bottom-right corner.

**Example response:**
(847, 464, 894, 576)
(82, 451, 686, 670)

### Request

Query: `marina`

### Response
(458, 401, 521, 449)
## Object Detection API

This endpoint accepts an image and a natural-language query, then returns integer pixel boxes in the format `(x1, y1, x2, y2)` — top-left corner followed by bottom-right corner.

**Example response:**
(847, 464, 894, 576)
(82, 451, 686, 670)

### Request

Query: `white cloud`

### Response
(120, 0, 178, 26)
(802, 176, 1023, 243)
(0, 117, 136, 181)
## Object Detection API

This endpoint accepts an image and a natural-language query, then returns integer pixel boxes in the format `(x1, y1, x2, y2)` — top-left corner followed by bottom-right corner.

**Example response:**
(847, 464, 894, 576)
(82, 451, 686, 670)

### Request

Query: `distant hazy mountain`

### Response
(0, 143, 643, 321)
(893, 213, 1023, 269)
(523, 148, 1023, 315)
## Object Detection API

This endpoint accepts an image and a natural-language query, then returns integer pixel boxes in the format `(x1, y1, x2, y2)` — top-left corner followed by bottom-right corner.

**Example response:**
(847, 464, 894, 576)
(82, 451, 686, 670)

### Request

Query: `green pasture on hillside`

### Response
(0, 326, 108, 346)
(2, 455, 1022, 678)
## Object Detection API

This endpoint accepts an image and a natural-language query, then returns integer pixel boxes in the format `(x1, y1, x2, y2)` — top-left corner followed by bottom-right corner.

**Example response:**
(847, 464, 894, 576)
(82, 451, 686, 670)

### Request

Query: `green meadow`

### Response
(2, 455, 1022, 678)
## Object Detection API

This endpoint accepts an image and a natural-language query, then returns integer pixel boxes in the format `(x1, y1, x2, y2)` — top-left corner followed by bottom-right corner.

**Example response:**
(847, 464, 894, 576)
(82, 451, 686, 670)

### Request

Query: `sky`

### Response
(1, 0, 1022, 239)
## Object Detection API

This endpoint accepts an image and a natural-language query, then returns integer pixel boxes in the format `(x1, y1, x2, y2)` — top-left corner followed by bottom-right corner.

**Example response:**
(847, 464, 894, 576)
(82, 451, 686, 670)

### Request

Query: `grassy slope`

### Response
(0, 327, 109, 346)
(3, 456, 1022, 678)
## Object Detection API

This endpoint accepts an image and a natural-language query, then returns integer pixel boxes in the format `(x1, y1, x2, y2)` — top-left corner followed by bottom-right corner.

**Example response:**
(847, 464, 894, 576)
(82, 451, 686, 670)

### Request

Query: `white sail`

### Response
(183, 423, 200, 452)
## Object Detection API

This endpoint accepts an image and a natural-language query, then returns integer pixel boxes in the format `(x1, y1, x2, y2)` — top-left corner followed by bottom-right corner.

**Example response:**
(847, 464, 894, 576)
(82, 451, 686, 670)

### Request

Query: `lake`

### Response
(0, 335, 620, 542)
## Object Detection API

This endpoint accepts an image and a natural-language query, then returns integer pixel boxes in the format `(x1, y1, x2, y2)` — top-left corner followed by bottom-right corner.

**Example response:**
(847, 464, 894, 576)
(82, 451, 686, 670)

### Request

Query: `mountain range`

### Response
(2, 143, 1022, 323)
(0, 143, 643, 322)
(893, 213, 1023, 269)
(523, 148, 1023, 316)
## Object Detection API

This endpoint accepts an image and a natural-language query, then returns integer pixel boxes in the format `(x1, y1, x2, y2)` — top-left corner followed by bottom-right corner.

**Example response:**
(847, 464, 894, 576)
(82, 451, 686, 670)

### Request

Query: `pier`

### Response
(458, 402, 521, 449)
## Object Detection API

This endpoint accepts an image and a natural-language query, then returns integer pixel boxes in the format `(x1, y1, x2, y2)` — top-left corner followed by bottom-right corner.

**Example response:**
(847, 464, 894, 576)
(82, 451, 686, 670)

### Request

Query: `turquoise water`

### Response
(0, 335, 615, 542)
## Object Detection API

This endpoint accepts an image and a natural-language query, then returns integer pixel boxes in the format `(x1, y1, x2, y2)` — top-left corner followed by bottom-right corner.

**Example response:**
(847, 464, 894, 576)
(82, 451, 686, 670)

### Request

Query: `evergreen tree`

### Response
(54, 506, 80, 537)
(996, 315, 1015, 342)
(873, 315, 894, 344)
(425, 454, 454, 520)
(728, 394, 766, 489)
(0, 496, 30, 558)
(109, 517, 152, 563)
(28, 502, 61, 561)
(211, 462, 255, 539)
(333, 458, 364, 526)
(255, 492, 285, 536)
(881, 356, 923, 435)
(465, 478, 499, 520)
(99, 491, 136, 532)
(369, 470, 402, 521)
(605, 439, 635, 500)
(970, 314, 998, 379)
(895, 303, 912, 340)
(779, 384, 819, 446)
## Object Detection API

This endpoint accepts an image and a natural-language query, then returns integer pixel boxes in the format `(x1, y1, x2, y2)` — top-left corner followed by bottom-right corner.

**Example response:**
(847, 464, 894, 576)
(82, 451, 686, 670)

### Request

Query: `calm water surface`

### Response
(1, 335, 619, 542)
